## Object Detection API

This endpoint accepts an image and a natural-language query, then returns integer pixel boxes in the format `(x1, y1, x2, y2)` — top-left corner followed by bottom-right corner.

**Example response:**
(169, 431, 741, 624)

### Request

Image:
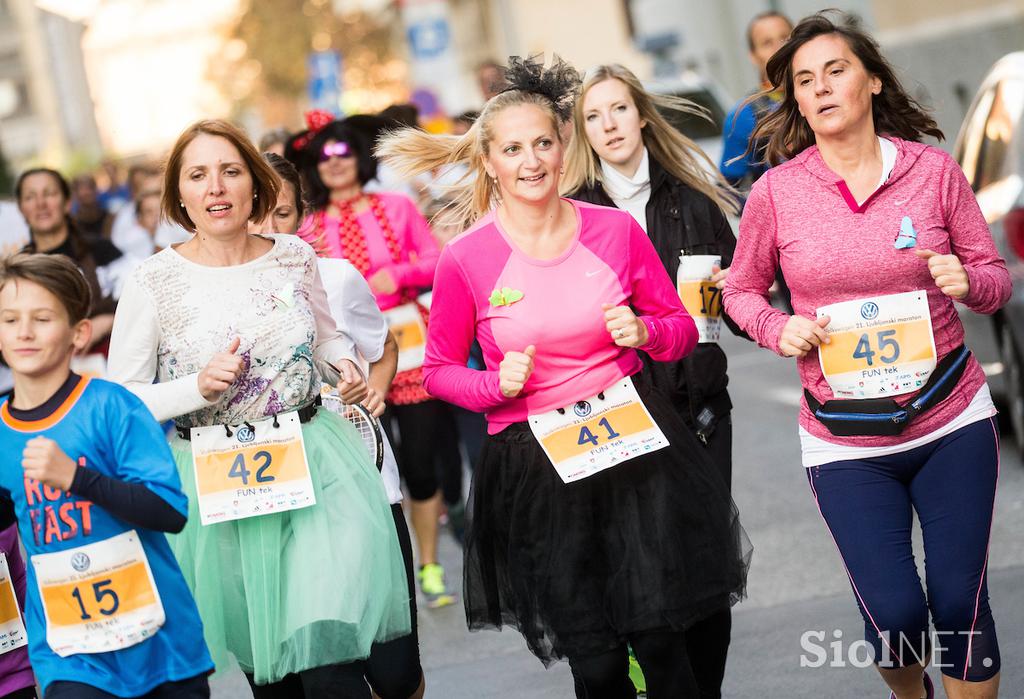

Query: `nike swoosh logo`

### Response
(585, 270, 601, 277)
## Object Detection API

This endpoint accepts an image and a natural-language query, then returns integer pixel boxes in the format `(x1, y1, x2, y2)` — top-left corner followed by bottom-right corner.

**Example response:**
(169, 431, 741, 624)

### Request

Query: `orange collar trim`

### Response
(1, 377, 91, 432)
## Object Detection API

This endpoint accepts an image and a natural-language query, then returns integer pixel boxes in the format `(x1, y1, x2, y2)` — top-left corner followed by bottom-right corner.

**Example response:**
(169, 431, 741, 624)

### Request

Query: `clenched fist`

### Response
(499, 345, 536, 398)
(198, 337, 245, 402)
(22, 437, 77, 491)
(916, 249, 969, 300)
(779, 315, 831, 358)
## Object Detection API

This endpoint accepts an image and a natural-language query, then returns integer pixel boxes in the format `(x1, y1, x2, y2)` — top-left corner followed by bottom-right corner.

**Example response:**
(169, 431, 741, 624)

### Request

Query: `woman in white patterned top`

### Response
(107, 120, 410, 698)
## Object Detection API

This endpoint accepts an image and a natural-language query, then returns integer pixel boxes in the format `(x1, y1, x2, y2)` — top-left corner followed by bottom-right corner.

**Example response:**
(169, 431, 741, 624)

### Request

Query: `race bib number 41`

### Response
(529, 378, 669, 484)
(0, 553, 27, 654)
(190, 412, 316, 525)
(817, 291, 937, 399)
(32, 531, 164, 657)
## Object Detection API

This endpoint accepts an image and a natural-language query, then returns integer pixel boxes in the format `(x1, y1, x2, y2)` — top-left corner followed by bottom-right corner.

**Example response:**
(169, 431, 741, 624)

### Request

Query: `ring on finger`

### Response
(615, 328, 625, 339)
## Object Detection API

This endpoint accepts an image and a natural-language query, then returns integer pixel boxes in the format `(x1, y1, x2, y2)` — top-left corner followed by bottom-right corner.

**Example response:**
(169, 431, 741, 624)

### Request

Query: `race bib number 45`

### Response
(529, 378, 669, 484)
(32, 531, 164, 657)
(190, 412, 316, 525)
(817, 291, 937, 399)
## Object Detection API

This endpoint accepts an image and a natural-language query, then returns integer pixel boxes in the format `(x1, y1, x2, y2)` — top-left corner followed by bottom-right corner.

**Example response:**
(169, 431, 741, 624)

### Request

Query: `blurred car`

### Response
(951, 52, 1024, 453)
(644, 73, 731, 177)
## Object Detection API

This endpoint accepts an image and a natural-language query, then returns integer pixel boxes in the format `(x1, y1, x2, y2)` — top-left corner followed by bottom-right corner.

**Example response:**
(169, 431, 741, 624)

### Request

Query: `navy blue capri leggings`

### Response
(807, 417, 1000, 682)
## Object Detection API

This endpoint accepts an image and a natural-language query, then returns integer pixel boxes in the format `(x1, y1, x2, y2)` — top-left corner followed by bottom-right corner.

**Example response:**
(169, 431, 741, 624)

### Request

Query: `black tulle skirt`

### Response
(463, 372, 752, 666)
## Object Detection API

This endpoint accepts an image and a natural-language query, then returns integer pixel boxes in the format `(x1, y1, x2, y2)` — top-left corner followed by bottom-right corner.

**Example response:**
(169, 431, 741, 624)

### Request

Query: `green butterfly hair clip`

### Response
(489, 287, 524, 307)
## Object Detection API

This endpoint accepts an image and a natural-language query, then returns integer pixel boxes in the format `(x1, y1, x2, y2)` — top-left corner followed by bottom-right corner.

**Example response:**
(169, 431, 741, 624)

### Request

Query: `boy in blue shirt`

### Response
(0, 253, 213, 698)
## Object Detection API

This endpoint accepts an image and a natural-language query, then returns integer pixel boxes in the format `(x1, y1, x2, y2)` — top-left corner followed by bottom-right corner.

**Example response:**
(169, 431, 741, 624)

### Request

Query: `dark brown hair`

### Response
(749, 11, 944, 166)
(0, 253, 92, 324)
(262, 152, 306, 221)
(162, 119, 280, 231)
(15, 168, 91, 261)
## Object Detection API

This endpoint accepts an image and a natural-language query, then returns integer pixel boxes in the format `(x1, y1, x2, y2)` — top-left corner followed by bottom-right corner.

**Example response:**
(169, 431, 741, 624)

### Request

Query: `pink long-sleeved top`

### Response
(723, 138, 1011, 446)
(300, 191, 440, 311)
(424, 199, 698, 433)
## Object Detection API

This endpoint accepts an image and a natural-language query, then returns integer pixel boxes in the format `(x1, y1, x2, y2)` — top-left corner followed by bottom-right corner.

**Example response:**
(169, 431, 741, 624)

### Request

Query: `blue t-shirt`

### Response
(0, 378, 213, 695)
(719, 90, 782, 186)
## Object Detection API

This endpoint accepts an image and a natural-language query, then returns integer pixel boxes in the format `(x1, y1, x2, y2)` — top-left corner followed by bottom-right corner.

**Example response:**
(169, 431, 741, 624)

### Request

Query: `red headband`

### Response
(291, 109, 335, 151)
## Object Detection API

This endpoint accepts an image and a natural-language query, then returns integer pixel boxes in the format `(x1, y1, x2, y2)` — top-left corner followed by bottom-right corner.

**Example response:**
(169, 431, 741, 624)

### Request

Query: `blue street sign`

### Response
(307, 50, 342, 113)
(407, 18, 450, 60)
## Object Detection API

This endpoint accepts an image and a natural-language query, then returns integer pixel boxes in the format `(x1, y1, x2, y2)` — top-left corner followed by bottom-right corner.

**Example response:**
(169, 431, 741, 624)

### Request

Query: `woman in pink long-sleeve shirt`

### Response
(723, 13, 1010, 698)
(379, 57, 750, 698)
(295, 117, 460, 609)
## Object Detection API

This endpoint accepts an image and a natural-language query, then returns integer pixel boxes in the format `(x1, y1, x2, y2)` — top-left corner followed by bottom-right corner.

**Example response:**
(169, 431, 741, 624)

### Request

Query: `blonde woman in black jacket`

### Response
(563, 63, 744, 699)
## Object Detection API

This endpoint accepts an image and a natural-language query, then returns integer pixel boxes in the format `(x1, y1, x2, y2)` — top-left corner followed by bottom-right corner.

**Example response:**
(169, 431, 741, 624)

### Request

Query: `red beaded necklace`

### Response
(310, 194, 404, 280)
(308, 193, 432, 405)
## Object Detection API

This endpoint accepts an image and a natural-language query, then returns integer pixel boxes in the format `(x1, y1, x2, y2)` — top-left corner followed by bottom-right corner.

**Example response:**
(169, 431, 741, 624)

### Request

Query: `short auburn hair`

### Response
(0, 253, 92, 324)
(162, 119, 280, 231)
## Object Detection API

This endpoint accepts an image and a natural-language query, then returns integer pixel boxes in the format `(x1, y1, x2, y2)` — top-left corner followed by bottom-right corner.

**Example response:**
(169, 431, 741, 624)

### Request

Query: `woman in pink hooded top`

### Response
(723, 12, 1010, 699)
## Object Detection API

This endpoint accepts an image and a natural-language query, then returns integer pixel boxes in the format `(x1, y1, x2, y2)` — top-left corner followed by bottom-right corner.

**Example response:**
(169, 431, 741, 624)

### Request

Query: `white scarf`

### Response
(600, 147, 651, 233)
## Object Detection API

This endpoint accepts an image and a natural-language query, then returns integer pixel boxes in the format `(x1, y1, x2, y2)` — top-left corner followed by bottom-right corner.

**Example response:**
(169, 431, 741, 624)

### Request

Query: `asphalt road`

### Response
(213, 328, 1024, 698)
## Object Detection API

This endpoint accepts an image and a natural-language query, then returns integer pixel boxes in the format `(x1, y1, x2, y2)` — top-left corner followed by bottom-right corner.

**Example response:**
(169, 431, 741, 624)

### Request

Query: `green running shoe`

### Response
(628, 645, 647, 696)
(418, 563, 456, 609)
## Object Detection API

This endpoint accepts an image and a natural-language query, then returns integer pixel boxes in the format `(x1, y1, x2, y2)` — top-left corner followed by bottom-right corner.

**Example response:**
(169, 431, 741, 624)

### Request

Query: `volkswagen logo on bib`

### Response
(860, 302, 880, 320)
(574, 401, 592, 418)
(70, 552, 91, 573)
(236, 425, 255, 443)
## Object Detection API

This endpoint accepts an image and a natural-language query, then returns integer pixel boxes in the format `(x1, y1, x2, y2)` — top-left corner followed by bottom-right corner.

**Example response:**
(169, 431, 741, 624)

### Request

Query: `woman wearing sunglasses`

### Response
(296, 120, 459, 609)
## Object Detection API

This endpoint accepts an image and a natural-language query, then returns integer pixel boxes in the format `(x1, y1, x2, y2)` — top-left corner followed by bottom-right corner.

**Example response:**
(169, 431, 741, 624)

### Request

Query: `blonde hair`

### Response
(376, 90, 565, 232)
(561, 64, 737, 216)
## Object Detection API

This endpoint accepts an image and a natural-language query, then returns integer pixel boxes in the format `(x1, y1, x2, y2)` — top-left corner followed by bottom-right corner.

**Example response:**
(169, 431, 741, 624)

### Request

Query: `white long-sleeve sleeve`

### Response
(107, 272, 214, 422)
(309, 260, 360, 384)
(105, 234, 358, 429)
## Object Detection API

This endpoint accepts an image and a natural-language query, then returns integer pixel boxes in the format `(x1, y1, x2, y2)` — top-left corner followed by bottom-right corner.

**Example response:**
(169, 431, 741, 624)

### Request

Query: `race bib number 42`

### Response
(817, 291, 937, 399)
(190, 412, 316, 525)
(529, 378, 669, 484)
(32, 531, 164, 657)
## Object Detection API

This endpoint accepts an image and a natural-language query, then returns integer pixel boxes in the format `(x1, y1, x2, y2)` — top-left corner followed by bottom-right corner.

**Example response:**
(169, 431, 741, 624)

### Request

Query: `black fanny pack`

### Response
(805, 344, 971, 437)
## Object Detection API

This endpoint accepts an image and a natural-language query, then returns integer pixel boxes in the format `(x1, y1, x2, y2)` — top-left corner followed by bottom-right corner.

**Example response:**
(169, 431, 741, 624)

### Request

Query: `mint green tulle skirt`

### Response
(168, 409, 411, 684)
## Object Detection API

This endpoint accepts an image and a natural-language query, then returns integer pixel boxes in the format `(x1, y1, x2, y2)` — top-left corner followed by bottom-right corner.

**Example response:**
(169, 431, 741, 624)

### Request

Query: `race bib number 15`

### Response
(33, 530, 164, 657)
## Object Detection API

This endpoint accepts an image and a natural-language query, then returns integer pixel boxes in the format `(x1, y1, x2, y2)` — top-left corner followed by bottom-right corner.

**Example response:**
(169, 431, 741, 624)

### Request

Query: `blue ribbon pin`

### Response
(894, 216, 917, 249)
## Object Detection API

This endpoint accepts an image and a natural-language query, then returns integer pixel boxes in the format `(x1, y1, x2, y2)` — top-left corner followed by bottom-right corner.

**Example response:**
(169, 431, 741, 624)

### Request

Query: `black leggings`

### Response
(682, 416, 733, 698)
(246, 505, 422, 699)
(45, 674, 209, 698)
(570, 630, 700, 699)
(5, 688, 37, 699)
(383, 400, 459, 501)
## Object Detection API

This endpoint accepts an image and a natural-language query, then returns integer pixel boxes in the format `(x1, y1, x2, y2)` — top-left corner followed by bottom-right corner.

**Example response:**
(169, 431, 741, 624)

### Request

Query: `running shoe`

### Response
(418, 563, 456, 609)
(628, 644, 647, 696)
(887, 670, 933, 699)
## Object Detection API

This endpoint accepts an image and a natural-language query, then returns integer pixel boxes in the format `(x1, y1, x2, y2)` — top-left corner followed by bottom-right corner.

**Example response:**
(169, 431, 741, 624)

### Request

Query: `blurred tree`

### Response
(219, 0, 408, 124)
